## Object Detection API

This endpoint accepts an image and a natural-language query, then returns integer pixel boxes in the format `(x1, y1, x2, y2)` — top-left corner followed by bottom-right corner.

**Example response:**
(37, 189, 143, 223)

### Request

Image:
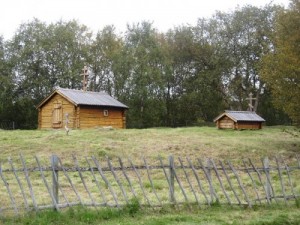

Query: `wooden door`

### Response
(52, 103, 62, 128)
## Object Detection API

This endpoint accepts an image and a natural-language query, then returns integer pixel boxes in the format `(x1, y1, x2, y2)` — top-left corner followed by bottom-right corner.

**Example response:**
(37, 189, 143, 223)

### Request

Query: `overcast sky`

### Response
(0, 0, 290, 39)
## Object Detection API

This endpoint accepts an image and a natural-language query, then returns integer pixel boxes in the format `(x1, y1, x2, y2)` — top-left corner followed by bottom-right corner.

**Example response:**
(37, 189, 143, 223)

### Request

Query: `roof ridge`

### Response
(225, 110, 256, 113)
(57, 87, 107, 95)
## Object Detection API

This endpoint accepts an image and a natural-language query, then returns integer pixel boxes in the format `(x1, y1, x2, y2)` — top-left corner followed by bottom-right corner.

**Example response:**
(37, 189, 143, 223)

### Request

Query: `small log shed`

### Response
(213, 110, 265, 130)
(37, 88, 128, 129)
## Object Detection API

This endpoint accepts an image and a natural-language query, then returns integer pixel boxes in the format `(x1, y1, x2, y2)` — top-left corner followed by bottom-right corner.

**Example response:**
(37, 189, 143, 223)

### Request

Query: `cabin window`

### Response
(103, 110, 109, 117)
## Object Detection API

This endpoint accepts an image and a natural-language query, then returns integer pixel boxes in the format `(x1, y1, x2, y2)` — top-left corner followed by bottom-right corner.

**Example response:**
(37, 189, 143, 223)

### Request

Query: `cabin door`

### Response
(52, 103, 62, 128)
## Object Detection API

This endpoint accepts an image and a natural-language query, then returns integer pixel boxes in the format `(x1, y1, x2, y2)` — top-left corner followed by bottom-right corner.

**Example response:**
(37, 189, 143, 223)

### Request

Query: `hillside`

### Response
(0, 126, 299, 161)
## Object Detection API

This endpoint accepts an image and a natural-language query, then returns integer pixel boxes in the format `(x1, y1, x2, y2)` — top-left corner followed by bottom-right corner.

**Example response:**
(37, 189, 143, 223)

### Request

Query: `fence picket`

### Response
(0, 155, 298, 214)
(178, 157, 200, 207)
(275, 157, 287, 204)
(262, 157, 278, 204)
(143, 157, 162, 206)
(198, 159, 218, 203)
(242, 159, 261, 205)
(57, 157, 83, 205)
(210, 159, 231, 205)
(8, 157, 29, 210)
(227, 160, 252, 208)
(92, 156, 119, 208)
(73, 155, 97, 208)
(186, 157, 209, 205)
(128, 158, 151, 206)
(219, 160, 241, 205)
(118, 157, 138, 200)
(50, 157, 70, 208)
(171, 157, 190, 208)
(19, 154, 38, 211)
(159, 156, 177, 206)
(106, 157, 128, 204)
(280, 156, 296, 199)
(35, 156, 59, 211)
(85, 157, 107, 205)
(0, 163, 18, 214)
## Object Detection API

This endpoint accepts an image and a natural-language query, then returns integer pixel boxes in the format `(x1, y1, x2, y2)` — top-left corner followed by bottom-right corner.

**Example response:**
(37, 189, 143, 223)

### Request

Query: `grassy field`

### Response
(0, 126, 299, 161)
(0, 126, 299, 224)
(1, 203, 300, 225)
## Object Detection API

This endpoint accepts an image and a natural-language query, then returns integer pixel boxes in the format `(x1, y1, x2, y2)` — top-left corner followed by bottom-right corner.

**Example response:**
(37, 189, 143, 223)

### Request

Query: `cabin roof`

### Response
(213, 110, 265, 122)
(37, 88, 129, 109)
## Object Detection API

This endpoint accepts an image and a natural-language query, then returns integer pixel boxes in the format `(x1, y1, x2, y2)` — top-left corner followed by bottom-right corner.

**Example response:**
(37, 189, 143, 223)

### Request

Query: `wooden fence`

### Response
(0, 155, 299, 215)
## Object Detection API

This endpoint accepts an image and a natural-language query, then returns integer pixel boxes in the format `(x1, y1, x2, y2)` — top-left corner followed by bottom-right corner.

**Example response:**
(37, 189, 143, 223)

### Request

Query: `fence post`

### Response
(263, 157, 272, 201)
(169, 155, 175, 203)
(51, 155, 59, 206)
(207, 159, 214, 202)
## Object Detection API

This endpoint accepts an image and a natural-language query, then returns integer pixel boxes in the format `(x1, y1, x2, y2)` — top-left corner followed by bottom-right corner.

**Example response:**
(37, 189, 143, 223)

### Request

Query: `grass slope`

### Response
(0, 126, 299, 161)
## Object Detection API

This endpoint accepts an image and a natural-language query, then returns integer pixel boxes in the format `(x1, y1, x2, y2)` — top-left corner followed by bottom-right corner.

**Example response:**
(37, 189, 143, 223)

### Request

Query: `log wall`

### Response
(79, 106, 125, 129)
(39, 93, 75, 129)
(236, 122, 262, 130)
(217, 116, 234, 129)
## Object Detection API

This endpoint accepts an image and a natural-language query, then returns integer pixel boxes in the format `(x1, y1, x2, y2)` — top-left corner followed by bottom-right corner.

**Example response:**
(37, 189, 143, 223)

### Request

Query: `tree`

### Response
(124, 22, 166, 128)
(261, 0, 300, 125)
(0, 36, 15, 124)
(6, 19, 92, 128)
(204, 5, 281, 112)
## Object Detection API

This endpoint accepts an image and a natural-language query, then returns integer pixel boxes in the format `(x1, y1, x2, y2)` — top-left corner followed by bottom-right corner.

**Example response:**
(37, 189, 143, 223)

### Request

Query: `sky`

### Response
(0, 0, 290, 40)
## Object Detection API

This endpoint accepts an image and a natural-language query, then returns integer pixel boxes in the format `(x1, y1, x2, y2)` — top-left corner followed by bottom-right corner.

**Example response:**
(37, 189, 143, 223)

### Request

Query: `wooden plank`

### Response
(227, 160, 252, 208)
(198, 159, 218, 203)
(20, 154, 38, 211)
(248, 158, 271, 204)
(51, 156, 70, 208)
(186, 157, 209, 205)
(0, 163, 18, 214)
(118, 157, 138, 199)
(73, 155, 97, 208)
(158, 156, 177, 206)
(92, 156, 119, 208)
(57, 157, 83, 205)
(143, 157, 162, 206)
(242, 159, 261, 205)
(8, 157, 29, 210)
(178, 157, 200, 207)
(219, 160, 241, 205)
(128, 158, 151, 206)
(210, 159, 231, 205)
(106, 157, 129, 204)
(280, 156, 296, 199)
(85, 157, 107, 205)
(262, 157, 278, 203)
(275, 157, 287, 204)
(35, 156, 59, 211)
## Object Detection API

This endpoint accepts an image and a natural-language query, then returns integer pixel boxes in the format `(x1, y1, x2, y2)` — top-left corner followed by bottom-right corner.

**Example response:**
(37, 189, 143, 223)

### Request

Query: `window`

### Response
(103, 110, 109, 117)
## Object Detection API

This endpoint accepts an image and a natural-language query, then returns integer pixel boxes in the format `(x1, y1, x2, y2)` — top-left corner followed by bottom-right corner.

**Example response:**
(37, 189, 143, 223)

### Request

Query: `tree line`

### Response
(0, 0, 299, 129)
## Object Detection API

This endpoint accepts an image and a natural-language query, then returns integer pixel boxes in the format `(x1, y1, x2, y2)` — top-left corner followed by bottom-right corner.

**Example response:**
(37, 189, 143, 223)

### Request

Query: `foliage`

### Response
(261, 0, 300, 125)
(0, 3, 295, 129)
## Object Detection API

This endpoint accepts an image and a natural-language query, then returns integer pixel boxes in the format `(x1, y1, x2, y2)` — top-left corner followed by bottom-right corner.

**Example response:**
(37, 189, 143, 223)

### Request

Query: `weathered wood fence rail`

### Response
(0, 155, 299, 215)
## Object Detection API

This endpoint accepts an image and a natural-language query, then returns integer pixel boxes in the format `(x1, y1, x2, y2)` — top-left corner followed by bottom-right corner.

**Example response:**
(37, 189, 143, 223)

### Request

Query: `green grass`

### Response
(0, 126, 299, 224)
(0, 126, 299, 163)
(1, 204, 300, 225)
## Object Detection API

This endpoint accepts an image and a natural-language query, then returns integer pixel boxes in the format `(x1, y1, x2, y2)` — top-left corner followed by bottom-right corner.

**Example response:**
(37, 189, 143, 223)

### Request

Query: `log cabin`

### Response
(37, 88, 128, 129)
(213, 110, 265, 130)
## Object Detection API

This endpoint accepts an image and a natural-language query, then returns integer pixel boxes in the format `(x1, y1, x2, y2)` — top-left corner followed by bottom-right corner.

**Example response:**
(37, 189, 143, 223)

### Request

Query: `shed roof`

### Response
(37, 88, 129, 109)
(213, 110, 265, 122)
